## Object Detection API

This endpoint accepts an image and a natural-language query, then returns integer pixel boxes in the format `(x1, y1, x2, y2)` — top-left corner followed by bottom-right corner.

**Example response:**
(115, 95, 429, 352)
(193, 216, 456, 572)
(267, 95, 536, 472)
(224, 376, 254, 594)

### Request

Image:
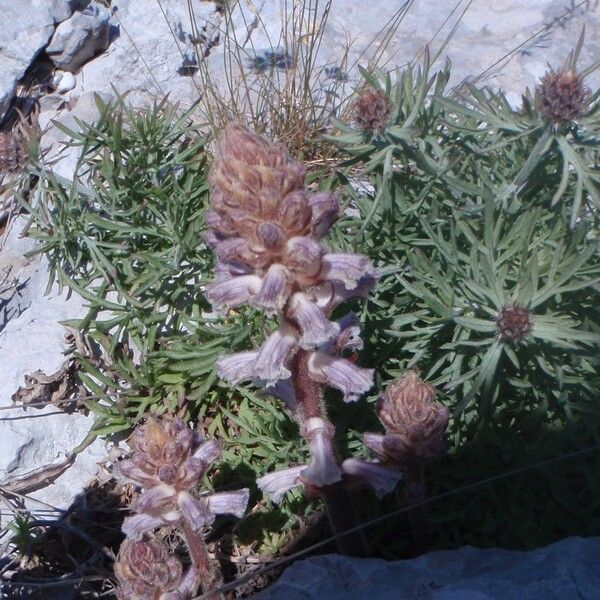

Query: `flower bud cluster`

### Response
(116, 417, 249, 539)
(114, 536, 195, 600)
(535, 69, 589, 124)
(363, 371, 449, 465)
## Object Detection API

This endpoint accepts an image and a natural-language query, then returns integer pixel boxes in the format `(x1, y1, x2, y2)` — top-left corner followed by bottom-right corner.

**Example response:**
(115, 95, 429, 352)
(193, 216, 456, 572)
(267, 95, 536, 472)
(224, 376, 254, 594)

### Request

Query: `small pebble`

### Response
(53, 71, 77, 94)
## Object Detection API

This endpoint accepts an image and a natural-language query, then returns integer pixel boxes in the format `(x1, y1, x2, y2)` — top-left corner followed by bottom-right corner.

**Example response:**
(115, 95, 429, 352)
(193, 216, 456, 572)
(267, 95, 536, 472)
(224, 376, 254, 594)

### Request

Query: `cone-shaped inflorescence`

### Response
(117, 417, 249, 539)
(114, 536, 197, 600)
(363, 371, 449, 467)
(535, 69, 589, 124)
(205, 123, 394, 510)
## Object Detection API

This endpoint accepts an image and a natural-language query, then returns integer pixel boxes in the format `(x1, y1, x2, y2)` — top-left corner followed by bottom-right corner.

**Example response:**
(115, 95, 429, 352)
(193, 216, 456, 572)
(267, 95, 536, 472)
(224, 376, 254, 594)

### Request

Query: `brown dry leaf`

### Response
(0, 454, 75, 495)
(11, 359, 84, 411)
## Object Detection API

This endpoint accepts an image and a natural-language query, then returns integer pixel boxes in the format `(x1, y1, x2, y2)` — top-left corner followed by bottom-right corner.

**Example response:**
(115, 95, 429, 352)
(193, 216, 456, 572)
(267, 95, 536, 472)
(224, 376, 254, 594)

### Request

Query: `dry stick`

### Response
(181, 519, 223, 600)
(290, 349, 369, 558)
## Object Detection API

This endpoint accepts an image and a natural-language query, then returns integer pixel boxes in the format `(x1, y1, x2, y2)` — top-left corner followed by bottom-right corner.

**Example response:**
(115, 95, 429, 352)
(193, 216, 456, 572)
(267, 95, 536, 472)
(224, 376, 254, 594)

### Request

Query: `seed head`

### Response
(495, 304, 533, 341)
(535, 69, 589, 124)
(354, 87, 390, 133)
(114, 536, 185, 600)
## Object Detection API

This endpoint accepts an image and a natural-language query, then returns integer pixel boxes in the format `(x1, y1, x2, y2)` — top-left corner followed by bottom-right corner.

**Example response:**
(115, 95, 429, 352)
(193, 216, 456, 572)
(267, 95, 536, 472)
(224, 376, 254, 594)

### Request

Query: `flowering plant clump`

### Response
(114, 417, 249, 598)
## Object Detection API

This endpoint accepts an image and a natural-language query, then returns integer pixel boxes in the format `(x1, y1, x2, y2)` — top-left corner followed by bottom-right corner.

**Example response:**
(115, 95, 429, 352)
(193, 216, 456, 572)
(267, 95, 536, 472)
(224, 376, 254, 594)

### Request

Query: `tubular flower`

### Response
(116, 418, 249, 539)
(364, 371, 449, 464)
(114, 536, 195, 600)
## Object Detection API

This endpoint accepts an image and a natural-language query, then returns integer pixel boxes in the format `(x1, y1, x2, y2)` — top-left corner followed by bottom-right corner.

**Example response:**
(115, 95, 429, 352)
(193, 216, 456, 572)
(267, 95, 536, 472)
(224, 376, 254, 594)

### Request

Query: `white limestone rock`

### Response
(252, 537, 600, 599)
(47, 2, 112, 72)
(0, 0, 56, 122)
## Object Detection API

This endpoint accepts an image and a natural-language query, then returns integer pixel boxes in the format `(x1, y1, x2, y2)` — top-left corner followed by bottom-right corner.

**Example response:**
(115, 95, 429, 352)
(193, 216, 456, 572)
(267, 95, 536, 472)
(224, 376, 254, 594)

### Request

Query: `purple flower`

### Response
(257, 465, 306, 504)
(300, 418, 343, 486)
(205, 274, 262, 311)
(308, 351, 374, 402)
(288, 292, 340, 349)
(319, 254, 374, 289)
(342, 458, 402, 498)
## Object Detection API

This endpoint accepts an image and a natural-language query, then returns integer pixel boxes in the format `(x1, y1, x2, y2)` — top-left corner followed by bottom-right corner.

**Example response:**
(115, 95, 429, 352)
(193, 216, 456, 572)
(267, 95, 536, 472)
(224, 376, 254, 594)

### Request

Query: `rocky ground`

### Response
(1, 0, 599, 594)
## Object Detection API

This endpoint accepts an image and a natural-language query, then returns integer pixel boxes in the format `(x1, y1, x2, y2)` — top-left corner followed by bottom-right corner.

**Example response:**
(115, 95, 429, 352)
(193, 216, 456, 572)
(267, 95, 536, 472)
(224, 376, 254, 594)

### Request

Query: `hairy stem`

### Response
(181, 520, 223, 599)
(291, 348, 370, 557)
(404, 462, 429, 553)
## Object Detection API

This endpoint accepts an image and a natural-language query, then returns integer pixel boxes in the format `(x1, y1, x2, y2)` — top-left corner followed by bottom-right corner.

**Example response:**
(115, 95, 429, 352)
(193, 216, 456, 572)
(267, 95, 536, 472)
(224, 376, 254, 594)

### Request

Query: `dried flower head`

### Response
(116, 417, 248, 539)
(535, 69, 589, 124)
(0, 109, 39, 176)
(354, 87, 390, 133)
(364, 371, 449, 464)
(114, 536, 188, 600)
(495, 304, 533, 341)
(0, 131, 27, 175)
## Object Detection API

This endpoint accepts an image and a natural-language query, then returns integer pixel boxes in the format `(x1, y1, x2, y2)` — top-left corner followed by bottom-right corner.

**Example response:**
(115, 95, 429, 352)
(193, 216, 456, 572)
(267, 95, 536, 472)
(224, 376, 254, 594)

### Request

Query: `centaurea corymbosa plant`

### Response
(205, 123, 408, 553)
(114, 417, 249, 598)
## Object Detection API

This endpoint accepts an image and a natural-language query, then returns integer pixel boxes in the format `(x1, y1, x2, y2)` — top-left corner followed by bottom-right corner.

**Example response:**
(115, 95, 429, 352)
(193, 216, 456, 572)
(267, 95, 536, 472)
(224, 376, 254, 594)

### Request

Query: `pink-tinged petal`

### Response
(362, 432, 387, 459)
(312, 275, 378, 310)
(135, 484, 177, 516)
(309, 191, 339, 238)
(257, 465, 306, 504)
(342, 458, 402, 498)
(284, 236, 324, 277)
(288, 292, 340, 349)
(114, 460, 159, 488)
(177, 491, 214, 529)
(254, 323, 298, 385)
(205, 274, 262, 310)
(308, 352, 374, 402)
(121, 514, 163, 540)
(191, 438, 221, 465)
(206, 489, 249, 518)
(215, 237, 261, 266)
(300, 418, 342, 487)
(319, 254, 373, 289)
(254, 264, 292, 315)
(216, 351, 258, 385)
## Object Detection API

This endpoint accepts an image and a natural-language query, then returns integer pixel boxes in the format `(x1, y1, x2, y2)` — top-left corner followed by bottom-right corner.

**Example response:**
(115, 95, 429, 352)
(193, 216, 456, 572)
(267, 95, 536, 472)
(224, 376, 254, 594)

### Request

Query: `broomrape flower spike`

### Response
(207, 122, 377, 420)
(117, 417, 249, 539)
(206, 123, 388, 555)
(364, 370, 450, 465)
(114, 417, 248, 598)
